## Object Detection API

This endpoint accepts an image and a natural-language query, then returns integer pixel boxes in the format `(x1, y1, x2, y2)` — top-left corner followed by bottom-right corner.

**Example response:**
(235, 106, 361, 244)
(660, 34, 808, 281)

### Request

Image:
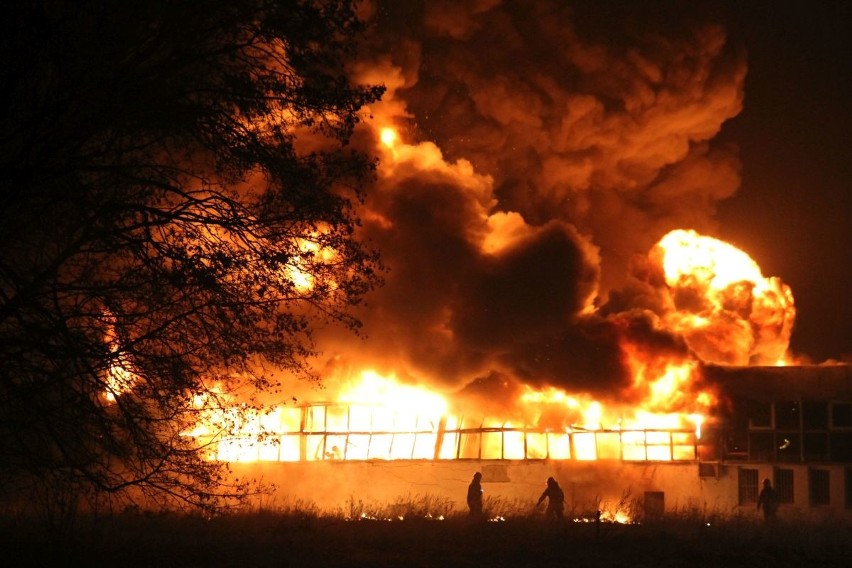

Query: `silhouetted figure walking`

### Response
(757, 478, 778, 521)
(537, 476, 565, 520)
(467, 472, 483, 518)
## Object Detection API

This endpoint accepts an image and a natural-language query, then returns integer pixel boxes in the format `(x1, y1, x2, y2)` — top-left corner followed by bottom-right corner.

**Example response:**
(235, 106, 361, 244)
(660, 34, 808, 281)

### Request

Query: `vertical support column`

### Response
(568, 431, 576, 461)
(299, 405, 307, 462)
(433, 416, 447, 460)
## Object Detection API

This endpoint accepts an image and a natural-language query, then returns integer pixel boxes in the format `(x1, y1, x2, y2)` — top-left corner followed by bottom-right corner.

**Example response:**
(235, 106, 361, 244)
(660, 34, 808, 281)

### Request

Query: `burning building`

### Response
(185, 3, 851, 522)
(190, 224, 849, 520)
(197, 362, 852, 522)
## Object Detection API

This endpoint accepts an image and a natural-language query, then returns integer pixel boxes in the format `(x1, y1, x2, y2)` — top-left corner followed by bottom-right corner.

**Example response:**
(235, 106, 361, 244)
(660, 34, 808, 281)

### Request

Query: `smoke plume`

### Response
(309, 0, 753, 406)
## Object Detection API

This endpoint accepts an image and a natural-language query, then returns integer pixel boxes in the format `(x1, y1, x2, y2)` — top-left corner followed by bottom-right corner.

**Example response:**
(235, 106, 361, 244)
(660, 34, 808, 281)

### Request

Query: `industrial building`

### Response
(224, 364, 852, 521)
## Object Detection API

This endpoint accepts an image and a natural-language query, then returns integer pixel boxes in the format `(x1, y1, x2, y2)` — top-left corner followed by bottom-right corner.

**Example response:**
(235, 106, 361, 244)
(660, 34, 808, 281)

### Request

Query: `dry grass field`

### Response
(4, 502, 851, 567)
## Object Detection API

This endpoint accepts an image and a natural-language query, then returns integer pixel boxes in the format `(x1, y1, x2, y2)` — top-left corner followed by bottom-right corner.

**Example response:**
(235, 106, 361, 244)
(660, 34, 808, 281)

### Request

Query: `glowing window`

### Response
(305, 434, 325, 461)
(481, 431, 503, 459)
(525, 432, 548, 459)
(368, 434, 393, 459)
(438, 432, 460, 459)
(503, 431, 525, 460)
(596, 432, 621, 460)
(326, 405, 348, 431)
(345, 435, 369, 459)
(573, 433, 597, 460)
(279, 435, 301, 461)
(412, 433, 437, 459)
(547, 433, 571, 459)
(458, 432, 481, 459)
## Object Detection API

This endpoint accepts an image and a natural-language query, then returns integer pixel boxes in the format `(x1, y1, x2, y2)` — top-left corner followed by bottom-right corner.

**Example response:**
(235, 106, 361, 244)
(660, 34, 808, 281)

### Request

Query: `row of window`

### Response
(212, 428, 700, 463)
(736, 400, 852, 430)
(724, 399, 852, 463)
(725, 430, 852, 462)
(208, 403, 701, 463)
(737, 467, 852, 508)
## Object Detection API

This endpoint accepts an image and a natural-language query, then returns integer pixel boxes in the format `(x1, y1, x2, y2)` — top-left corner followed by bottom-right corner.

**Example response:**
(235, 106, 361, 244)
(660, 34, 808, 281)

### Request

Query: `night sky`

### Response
(716, 2, 852, 363)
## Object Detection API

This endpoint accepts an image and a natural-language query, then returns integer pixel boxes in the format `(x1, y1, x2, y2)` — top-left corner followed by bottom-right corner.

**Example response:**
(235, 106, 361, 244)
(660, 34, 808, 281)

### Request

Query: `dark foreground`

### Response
(5, 512, 852, 568)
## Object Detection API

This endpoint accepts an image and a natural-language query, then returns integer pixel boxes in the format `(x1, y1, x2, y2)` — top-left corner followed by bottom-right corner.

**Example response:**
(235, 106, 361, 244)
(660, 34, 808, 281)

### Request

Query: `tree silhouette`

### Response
(0, 0, 384, 524)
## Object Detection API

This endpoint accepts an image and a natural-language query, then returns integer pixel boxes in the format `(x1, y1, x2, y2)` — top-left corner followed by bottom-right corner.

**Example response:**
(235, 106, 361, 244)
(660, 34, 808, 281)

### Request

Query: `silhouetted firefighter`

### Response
(537, 477, 565, 520)
(467, 472, 483, 518)
(757, 478, 779, 521)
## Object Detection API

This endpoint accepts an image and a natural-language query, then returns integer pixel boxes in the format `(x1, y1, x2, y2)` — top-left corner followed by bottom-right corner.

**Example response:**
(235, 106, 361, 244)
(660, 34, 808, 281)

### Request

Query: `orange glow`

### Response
(598, 510, 632, 524)
(185, 229, 798, 467)
(104, 358, 136, 402)
(190, 365, 709, 463)
(338, 370, 448, 416)
(283, 232, 339, 292)
(380, 127, 397, 148)
(654, 229, 795, 366)
(102, 311, 138, 402)
(659, 229, 763, 291)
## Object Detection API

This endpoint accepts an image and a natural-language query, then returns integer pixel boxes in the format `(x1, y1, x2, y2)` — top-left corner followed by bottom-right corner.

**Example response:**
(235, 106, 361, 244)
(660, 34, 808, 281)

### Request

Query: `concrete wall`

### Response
(231, 459, 852, 522)
(230, 460, 730, 519)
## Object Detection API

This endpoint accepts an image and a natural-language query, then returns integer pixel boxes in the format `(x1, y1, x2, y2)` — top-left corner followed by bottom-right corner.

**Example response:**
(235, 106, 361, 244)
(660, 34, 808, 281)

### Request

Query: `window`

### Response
(738, 468, 759, 505)
(749, 432, 774, 461)
(775, 432, 801, 462)
(808, 468, 830, 506)
(803, 432, 829, 461)
(774, 468, 794, 504)
(830, 432, 852, 461)
(831, 402, 852, 429)
(458, 432, 482, 459)
(802, 401, 828, 430)
(748, 400, 772, 428)
(775, 401, 800, 430)
(724, 429, 748, 458)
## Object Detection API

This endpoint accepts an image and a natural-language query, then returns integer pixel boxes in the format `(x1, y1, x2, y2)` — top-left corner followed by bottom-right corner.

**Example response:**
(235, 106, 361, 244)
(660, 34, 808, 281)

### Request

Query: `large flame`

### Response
(654, 229, 795, 366)
(194, 363, 709, 463)
(187, 137, 797, 466)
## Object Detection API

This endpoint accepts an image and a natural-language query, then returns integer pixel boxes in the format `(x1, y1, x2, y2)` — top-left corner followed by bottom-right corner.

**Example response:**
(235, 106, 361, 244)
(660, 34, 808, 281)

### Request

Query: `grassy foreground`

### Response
(3, 505, 851, 567)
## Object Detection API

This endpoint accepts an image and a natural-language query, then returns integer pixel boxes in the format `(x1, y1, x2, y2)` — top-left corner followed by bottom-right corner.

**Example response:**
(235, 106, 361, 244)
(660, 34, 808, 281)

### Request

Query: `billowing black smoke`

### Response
(308, 0, 747, 402)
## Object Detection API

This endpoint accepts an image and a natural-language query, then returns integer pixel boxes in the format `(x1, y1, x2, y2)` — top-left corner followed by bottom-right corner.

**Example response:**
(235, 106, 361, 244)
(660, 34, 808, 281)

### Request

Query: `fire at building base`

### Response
(216, 364, 852, 523)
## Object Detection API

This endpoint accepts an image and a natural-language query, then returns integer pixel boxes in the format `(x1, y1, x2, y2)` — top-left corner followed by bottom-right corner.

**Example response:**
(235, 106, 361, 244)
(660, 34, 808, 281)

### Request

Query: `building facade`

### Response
(225, 364, 852, 521)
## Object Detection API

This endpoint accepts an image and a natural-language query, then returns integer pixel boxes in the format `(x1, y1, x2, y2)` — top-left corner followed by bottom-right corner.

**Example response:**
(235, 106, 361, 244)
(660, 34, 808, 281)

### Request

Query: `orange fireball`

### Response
(655, 229, 795, 366)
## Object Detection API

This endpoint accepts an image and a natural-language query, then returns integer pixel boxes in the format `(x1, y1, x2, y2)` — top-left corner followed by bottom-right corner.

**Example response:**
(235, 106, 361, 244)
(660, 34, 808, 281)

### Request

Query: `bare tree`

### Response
(0, 0, 384, 523)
